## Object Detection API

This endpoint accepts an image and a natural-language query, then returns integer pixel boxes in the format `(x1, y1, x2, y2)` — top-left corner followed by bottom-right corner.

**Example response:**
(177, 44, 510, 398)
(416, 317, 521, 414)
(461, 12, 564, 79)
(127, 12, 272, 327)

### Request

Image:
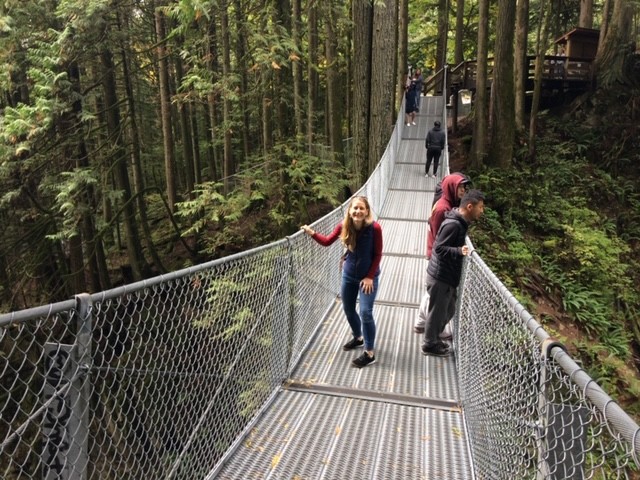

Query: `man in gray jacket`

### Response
(425, 120, 446, 178)
(421, 190, 485, 357)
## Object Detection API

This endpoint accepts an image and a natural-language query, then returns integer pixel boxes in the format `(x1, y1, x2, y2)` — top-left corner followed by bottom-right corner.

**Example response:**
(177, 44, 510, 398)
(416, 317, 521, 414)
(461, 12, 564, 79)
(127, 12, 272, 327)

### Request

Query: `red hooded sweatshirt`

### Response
(426, 173, 468, 258)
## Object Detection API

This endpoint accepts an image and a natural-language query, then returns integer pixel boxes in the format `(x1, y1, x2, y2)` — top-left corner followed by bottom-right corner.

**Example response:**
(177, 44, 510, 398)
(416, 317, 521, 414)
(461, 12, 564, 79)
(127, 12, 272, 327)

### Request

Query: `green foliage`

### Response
(176, 140, 348, 255)
(469, 119, 640, 402)
(557, 206, 631, 299)
(41, 168, 99, 241)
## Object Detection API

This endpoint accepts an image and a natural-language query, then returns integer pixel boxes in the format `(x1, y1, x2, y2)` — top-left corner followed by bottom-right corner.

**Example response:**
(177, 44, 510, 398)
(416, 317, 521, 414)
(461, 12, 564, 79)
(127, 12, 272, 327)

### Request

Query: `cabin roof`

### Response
(554, 27, 600, 44)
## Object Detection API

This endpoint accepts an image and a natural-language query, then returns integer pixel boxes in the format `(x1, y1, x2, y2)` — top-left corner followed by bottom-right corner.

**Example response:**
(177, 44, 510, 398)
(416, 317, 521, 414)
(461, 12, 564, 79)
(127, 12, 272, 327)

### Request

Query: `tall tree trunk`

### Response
(220, 0, 234, 194)
(470, 0, 489, 168)
(118, 9, 164, 276)
(368, 0, 397, 172)
(345, 10, 353, 142)
(189, 106, 202, 186)
(292, 0, 304, 136)
(46, 109, 80, 295)
(397, 0, 409, 111)
(579, 0, 594, 28)
(435, 0, 448, 79)
(451, 0, 465, 132)
(307, 2, 319, 151)
(514, 0, 529, 134)
(598, 0, 612, 46)
(70, 68, 110, 292)
(352, 0, 373, 186)
(325, 4, 343, 162)
(206, 19, 220, 182)
(233, 0, 251, 157)
(454, 0, 465, 64)
(528, 0, 552, 159)
(488, 0, 516, 168)
(100, 46, 146, 280)
(262, 74, 274, 153)
(65, 210, 85, 295)
(594, 0, 635, 87)
(260, 6, 273, 155)
(155, 8, 178, 211)
(174, 58, 195, 197)
(275, 0, 293, 140)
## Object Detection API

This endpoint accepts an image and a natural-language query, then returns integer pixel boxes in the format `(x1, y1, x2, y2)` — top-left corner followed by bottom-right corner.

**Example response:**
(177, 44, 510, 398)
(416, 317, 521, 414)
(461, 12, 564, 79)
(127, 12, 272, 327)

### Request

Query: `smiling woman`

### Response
(300, 196, 383, 368)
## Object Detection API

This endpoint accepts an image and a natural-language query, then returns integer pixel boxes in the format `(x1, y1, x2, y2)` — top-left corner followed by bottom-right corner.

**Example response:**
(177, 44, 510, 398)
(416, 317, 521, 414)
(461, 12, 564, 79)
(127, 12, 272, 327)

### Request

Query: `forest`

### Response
(0, 0, 639, 414)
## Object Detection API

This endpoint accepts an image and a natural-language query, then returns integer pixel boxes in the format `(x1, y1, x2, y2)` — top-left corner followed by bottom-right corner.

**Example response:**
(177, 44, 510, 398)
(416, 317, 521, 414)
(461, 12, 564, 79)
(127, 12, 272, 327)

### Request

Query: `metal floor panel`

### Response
(394, 143, 427, 167)
(379, 190, 431, 221)
(215, 390, 473, 480)
(212, 96, 472, 480)
(389, 162, 432, 190)
(377, 255, 425, 306)
(289, 302, 460, 401)
(377, 219, 427, 257)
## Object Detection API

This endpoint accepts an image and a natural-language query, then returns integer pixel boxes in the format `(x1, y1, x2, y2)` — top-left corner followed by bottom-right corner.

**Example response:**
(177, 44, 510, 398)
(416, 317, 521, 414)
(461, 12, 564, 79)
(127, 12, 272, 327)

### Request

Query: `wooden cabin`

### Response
(554, 27, 600, 59)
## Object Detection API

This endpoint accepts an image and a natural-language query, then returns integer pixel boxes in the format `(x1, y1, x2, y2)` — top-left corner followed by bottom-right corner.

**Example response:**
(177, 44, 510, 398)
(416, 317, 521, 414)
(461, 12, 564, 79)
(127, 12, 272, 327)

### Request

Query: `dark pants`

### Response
(426, 147, 442, 175)
(422, 274, 457, 347)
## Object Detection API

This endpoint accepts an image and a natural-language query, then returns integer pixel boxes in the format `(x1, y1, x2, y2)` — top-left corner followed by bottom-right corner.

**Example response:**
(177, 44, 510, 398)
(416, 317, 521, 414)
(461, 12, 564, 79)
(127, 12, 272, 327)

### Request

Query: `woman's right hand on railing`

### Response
(301, 225, 315, 236)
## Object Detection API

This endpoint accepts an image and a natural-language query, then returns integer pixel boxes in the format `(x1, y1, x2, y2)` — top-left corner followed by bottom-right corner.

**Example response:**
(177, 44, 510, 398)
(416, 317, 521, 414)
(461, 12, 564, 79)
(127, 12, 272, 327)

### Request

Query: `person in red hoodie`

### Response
(414, 173, 470, 334)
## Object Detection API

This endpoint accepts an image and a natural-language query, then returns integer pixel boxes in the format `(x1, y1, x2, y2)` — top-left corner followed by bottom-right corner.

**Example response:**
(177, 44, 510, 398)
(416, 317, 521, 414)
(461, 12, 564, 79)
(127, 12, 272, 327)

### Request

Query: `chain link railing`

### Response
(2, 102, 639, 479)
(457, 252, 640, 479)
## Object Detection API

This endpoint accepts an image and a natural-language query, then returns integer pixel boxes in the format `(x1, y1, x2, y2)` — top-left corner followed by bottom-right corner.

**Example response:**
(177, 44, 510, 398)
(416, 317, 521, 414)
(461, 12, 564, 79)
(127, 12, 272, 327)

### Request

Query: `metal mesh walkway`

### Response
(213, 97, 475, 479)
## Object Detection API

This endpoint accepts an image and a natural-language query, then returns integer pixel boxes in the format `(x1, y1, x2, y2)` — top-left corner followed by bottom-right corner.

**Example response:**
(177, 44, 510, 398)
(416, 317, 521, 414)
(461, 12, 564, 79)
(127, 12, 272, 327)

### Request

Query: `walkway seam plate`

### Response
(284, 381, 461, 411)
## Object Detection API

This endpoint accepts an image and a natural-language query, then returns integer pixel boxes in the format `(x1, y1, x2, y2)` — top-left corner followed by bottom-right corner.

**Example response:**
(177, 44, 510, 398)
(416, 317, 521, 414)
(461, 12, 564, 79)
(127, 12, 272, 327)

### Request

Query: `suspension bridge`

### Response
(1, 89, 639, 479)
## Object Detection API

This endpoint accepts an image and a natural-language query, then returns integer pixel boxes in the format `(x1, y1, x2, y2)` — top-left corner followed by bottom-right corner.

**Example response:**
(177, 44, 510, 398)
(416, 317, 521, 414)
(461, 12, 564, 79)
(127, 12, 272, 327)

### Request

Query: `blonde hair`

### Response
(340, 196, 374, 251)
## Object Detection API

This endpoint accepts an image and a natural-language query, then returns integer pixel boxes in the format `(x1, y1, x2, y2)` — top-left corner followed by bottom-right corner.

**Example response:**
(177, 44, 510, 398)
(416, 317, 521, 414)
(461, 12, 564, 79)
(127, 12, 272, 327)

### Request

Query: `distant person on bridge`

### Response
(414, 172, 470, 334)
(425, 120, 446, 177)
(404, 73, 420, 126)
(301, 196, 383, 368)
(421, 190, 485, 357)
(414, 69, 424, 111)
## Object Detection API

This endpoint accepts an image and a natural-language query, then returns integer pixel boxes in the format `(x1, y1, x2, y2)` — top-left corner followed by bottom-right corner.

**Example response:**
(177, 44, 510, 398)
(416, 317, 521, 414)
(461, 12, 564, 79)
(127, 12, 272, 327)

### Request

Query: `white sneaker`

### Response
(411, 122, 416, 126)
(406, 123, 410, 126)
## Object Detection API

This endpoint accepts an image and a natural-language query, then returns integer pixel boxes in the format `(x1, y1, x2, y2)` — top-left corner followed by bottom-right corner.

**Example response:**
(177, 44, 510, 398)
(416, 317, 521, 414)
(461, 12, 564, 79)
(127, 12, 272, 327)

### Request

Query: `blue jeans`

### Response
(341, 272, 379, 351)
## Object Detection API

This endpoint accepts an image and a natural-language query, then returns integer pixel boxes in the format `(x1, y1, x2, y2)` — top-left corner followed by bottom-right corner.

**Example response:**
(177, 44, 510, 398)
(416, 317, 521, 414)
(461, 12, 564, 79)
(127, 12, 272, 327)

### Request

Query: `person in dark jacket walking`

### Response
(301, 196, 383, 368)
(421, 190, 485, 357)
(425, 120, 446, 177)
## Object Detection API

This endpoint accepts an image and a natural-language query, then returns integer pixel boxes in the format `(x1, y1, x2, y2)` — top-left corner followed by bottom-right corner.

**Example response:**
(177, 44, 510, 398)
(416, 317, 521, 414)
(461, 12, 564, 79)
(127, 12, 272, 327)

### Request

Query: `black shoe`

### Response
(342, 337, 364, 351)
(352, 351, 376, 368)
(421, 342, 452, 357)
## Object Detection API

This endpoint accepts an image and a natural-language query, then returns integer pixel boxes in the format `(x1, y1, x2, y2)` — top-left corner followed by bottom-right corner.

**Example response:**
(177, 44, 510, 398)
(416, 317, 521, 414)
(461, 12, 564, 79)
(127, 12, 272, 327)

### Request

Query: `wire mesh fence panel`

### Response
(456, 254, 640, 479)
(2, 241, 297, 480)
(288, 207, 345, 370)
(1, 301, 87, 480)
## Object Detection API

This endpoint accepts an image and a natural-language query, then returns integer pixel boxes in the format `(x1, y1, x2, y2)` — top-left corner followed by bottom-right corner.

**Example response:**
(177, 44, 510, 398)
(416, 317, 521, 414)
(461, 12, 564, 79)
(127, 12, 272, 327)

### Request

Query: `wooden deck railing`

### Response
(424, 55, 593, 94)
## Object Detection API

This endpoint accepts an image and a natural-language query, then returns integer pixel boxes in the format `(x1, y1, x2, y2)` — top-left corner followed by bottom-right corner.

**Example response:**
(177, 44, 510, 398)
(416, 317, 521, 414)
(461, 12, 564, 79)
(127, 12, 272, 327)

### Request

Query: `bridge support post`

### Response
(536, 340, 588, 479)
(40, 293, 91, 480)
